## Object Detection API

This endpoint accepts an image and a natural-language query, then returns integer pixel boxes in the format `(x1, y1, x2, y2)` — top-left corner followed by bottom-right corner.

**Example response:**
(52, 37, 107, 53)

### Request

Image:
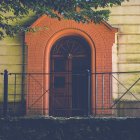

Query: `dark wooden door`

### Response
(50, 36, 90, 116)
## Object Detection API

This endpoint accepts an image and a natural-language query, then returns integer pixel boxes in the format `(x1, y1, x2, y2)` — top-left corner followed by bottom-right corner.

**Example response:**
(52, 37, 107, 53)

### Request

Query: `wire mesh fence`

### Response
(1, 70, 140, 117)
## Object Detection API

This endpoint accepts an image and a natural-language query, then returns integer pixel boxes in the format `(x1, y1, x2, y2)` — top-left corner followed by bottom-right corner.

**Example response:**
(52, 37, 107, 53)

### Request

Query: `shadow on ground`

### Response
(0, 117, 140, 140)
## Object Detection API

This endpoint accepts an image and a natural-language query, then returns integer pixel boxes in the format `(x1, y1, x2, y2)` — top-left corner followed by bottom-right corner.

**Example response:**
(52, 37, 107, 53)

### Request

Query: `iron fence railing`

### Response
(0, 72, 3, 115)
(1, 70, 140, 117)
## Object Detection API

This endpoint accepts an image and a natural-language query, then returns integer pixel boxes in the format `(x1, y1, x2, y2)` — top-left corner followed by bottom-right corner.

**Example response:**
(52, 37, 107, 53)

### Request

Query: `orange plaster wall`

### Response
(25, 15, 117, 116)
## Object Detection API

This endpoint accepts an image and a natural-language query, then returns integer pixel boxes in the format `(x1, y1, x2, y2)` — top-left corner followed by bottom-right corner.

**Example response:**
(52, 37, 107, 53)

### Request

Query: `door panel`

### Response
(50, 57, 71, 116)
(72, 58, 88, 115)
(53, 58, 66, 72)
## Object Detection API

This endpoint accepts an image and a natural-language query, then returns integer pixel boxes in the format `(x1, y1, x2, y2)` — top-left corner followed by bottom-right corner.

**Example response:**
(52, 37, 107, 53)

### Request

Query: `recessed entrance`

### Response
(26, 15, 117, 116)
(49, 36, 91, 116)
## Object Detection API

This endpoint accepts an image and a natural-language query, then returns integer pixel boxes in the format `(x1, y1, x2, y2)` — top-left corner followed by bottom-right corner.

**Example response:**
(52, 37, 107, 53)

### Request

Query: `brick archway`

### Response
(25, 15, 117, 116)
(44, 29, 96, 115)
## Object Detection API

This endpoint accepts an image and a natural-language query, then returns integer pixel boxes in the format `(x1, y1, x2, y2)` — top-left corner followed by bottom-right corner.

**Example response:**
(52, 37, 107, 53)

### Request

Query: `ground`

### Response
(0, 117, 140, 140)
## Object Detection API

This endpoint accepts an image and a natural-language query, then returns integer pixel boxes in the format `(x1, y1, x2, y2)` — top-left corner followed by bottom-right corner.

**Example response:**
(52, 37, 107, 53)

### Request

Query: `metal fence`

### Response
(1, 70, 140, 117)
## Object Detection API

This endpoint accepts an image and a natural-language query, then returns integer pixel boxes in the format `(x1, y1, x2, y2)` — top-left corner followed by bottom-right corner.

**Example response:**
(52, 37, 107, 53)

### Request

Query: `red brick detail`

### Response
(25, 15, 117, 116)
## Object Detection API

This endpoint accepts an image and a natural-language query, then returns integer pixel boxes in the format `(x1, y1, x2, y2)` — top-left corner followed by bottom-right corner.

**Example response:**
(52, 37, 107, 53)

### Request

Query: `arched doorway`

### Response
(49, 36, 91, 116)
(26, 15, 117, 116)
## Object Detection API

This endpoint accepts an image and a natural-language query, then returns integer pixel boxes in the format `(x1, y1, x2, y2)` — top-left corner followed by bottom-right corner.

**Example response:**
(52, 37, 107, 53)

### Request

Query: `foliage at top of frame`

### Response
(0, 0, 129, 39)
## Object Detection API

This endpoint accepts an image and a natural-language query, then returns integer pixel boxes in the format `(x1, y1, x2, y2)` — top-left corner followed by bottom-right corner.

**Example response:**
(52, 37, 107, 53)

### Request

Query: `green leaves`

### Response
(0, 0, 128, 39)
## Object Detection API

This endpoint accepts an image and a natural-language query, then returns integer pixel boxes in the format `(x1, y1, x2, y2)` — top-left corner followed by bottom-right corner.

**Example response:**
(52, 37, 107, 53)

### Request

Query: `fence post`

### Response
(3, 70, 8, 117)
(87, 69, 91, 116)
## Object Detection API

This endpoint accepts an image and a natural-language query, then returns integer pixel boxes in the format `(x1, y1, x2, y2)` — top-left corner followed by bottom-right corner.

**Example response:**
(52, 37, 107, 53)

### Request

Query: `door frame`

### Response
(43, 29, 96, 115)
(49, 36, 91, 116)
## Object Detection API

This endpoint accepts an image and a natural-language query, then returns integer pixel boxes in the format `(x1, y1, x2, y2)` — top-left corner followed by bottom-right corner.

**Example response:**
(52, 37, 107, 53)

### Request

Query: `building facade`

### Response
(0, 0, 140, 117)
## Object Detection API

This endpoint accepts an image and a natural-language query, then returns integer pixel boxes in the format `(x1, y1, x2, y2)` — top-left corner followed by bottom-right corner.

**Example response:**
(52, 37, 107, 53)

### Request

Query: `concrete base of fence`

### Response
(116, 101, 140, 117)
(0, 117, 140, 140)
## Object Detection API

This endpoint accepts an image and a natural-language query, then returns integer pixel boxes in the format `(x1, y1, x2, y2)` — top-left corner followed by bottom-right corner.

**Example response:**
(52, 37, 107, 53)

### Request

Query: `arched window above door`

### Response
(51, 36, 90, 57)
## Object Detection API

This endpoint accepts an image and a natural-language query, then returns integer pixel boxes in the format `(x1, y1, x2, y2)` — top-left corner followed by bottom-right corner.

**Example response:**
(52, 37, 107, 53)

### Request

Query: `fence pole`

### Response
(87, 70, 91, 116)
(95, 73, 97, 116)
(3, 70, 8, 117)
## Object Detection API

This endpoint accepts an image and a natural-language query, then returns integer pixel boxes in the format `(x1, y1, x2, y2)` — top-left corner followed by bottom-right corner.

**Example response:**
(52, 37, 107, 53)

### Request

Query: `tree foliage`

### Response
(0, 0, 128, 39)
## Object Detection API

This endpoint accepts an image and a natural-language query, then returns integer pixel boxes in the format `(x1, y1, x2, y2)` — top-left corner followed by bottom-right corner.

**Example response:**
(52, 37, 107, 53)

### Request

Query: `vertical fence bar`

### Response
(87, 70, 91, 116)
(27, 74, 30, 113)
(22, 73, 26, 115)
(14, 74, 17, 114)
(102, 74, 104, 113)
(95, 73, 98, 116)
(21, 73, 25, 111)
(3, 70, 8, 117)
(109, 73, 112, 107)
